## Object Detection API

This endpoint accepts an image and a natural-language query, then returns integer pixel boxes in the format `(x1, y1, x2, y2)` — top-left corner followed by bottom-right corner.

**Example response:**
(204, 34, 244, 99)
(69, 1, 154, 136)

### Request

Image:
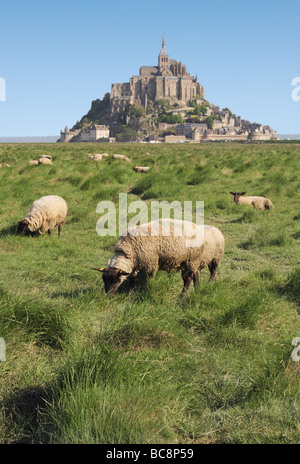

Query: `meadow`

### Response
(0, 142, 299, 444)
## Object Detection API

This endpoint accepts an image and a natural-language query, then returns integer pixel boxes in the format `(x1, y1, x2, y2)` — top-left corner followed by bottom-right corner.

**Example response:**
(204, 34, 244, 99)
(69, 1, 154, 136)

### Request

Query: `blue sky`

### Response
(0, 0, 299, 136)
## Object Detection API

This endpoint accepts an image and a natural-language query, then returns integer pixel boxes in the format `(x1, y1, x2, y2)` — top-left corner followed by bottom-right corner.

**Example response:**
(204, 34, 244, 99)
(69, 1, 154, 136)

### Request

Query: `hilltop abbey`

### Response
(59, 37, 278, 143)
(110, 36, 205, 121)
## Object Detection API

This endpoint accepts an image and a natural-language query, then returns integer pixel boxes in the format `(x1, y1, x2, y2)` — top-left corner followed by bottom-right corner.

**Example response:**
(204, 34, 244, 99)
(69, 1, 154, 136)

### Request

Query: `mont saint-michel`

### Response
(59, 37, 278, 143)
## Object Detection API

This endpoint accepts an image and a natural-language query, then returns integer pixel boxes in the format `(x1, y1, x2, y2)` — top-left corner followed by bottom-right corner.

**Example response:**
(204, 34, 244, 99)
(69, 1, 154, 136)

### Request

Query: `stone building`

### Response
(59, 124, 113, 143)
(110, 36, 205, 121)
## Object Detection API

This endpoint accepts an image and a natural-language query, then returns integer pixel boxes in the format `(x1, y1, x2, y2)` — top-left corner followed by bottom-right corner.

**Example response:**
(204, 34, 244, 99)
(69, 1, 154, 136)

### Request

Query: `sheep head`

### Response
(16, 219, 30, 235)
(230, 192, 246, 203)
(92, 267, 129, 298)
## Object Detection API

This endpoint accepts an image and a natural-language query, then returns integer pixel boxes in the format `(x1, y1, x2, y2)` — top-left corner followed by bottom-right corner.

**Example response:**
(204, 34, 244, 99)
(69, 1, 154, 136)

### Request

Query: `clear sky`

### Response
(0, 0, 299, 136)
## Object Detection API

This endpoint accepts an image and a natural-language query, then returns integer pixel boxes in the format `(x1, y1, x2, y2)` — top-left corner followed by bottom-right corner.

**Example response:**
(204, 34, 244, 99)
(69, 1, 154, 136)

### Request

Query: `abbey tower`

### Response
(110, 36, 205, 121)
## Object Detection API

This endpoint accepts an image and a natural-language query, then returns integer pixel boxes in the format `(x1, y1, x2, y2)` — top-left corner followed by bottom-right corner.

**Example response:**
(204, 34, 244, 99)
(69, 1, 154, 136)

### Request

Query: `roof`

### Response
(159, 34, 169, 57)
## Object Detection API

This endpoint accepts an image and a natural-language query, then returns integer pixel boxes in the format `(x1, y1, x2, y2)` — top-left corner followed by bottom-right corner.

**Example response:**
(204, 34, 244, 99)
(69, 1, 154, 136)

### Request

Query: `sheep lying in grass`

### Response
(86, 153, 110, 161)
(28, 160, 39, 166)
(17, 195, 67, 237)
(93, 219, 224, 298)
(113, 154, 131, 162)
(134, 166, 150, 173)
(230, 192, 274, 210)
(38, 157, 52, 165)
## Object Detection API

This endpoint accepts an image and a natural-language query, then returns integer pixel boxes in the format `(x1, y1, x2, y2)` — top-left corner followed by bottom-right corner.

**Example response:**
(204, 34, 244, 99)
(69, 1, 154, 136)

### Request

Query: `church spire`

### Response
(158, 34, 169, 69)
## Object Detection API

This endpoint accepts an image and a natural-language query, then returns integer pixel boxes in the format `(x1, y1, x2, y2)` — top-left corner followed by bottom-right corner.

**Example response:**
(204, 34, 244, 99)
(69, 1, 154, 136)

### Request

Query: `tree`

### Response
(129, 104, 145, 119)
(206, 116, 214, 129)
(115, 125, 139, 142)
(159, 113, 183, 124)
(223, 107, 232, 117)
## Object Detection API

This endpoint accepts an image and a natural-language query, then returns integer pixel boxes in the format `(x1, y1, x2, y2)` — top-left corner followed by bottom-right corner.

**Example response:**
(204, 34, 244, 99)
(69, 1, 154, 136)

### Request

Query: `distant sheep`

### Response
(29, 160, 39, 166)
(0, 164, 10, 168)
(93, 219, 224, 298)
(86, 153, 109, 161)
(38, 157, 52, 165)
(134, 166, 150, 173)
(17, 195, 67, 237)
(230, 192, 274, 210)
(113, 154, 131, 162)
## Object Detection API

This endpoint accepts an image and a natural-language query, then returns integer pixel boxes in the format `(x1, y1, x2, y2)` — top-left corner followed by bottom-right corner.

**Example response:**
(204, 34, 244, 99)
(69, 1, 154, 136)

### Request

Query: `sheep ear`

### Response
(92, 267, 107, 272)
(241, 192, 246, 196)
(229, 192, 235, 195)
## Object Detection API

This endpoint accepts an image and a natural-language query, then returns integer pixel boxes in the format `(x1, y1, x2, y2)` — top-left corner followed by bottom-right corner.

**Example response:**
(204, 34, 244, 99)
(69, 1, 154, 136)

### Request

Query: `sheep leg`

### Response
(193, 271, 199, 287)
(208, 260, 217, 281)
(181, 273, 193, 295)
(47, 229, 51, 236)
(58, 223, 63, 237)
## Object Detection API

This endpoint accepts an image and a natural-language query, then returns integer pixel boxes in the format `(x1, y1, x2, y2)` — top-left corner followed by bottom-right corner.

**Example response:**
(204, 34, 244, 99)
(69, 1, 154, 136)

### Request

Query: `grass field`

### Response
(0, 142, 299, 444)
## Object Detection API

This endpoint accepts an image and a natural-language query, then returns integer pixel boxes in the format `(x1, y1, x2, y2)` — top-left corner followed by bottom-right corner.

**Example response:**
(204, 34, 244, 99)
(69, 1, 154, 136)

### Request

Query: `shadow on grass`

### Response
(274, 267, 300, 312)
(2, 385, 52, 444)
(116, 272, 151, 302)
(51, 286, 96, 299)
(0, 224, 17, 237)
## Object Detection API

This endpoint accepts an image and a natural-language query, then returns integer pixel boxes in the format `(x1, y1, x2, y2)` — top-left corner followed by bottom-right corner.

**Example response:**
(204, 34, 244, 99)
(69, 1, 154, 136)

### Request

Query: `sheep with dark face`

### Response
(230, 192, 274, 210)
(17, 195, 67, 237)
(93, 219, 224, 298)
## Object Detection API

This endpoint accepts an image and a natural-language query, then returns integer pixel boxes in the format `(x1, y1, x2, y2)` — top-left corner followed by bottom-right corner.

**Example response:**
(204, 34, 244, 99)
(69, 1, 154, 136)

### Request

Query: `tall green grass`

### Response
(0, 143, 299, 443)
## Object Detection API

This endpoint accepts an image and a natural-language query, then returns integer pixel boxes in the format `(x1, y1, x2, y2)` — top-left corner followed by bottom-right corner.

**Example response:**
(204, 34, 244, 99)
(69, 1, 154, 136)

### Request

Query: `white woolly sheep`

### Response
(134, 166, 150, 173)
(38, 157, 52, 165)
(93, 219, 224, 298)
(230, 192, 274, 210)
(113, 154, 131, 162)
(17, 195, 67, 237)
(94, 154, 103, 162)
(29, 160, 39, 166)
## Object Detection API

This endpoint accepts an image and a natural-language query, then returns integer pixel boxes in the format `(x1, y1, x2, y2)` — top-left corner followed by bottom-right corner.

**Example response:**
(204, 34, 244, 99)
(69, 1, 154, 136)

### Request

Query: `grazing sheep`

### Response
(17, 195, 67, 237)
(230, 192, 274, 210)
(38, 157, 52, 165)
(29, 160, 39, 166)
(134, 166, 150, 173)
(113, 154, 131, 162)
(93, 219, 224, 298)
